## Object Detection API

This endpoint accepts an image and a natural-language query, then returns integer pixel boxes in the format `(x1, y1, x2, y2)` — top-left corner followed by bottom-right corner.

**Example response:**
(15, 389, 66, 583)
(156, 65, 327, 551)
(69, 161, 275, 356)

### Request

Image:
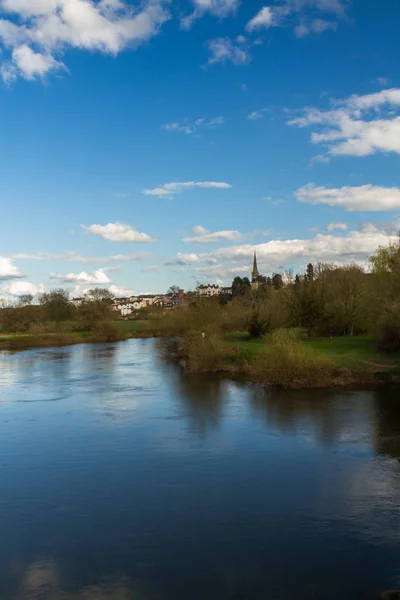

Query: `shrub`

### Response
(183, 332, 237, 372)
(90, 321, 127, 343)
(247, 309, 269, 338)
(375, 305, 400, 353)
(250, 329, 333, 388)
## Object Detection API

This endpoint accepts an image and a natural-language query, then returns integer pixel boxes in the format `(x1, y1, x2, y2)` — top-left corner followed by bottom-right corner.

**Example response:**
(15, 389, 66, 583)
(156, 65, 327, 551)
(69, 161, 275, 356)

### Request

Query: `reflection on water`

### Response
(1, 340, 400, 599)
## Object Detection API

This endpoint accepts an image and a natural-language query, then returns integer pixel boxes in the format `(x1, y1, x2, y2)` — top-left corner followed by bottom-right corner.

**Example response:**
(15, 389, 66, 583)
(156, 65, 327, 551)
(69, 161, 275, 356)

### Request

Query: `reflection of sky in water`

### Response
(1, 340, 400, 599)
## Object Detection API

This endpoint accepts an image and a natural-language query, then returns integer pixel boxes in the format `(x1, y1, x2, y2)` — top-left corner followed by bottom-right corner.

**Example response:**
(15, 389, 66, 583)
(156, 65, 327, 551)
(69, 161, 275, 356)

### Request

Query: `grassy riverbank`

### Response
(2, 318, 399, 389)
(171, 330, 400, 389)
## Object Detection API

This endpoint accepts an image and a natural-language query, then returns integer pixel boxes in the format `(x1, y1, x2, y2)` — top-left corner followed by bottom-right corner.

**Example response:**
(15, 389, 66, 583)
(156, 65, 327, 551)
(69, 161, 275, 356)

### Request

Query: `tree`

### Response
(232, 277, 251, 297)
(79, 288, 115, 329)
(168, 285, 180, 295)
(39, 289, 73, 322)
(18, 294, 34, 307)
(305, 263, 314, 283)
(272, 273, 283, 290)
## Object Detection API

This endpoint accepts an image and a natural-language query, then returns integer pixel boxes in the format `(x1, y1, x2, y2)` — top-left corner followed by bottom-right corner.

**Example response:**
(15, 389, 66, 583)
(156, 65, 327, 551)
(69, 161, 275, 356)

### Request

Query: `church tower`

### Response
(251, 251, 259, 291)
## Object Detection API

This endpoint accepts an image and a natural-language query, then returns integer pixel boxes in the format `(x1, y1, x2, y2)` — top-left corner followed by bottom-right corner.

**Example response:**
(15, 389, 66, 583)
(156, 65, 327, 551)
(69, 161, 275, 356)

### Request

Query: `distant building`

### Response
(196, 284, 221, 297)
(251, 251, 259, 292)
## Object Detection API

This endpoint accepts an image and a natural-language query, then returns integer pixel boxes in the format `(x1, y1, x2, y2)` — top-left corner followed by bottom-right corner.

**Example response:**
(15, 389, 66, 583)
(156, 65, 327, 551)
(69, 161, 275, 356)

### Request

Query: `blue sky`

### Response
(1, 0, 400, 297)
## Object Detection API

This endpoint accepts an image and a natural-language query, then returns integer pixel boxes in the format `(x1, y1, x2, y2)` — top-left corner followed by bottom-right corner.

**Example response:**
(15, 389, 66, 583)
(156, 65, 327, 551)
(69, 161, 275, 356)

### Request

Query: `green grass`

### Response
(225, 331, 400, 372)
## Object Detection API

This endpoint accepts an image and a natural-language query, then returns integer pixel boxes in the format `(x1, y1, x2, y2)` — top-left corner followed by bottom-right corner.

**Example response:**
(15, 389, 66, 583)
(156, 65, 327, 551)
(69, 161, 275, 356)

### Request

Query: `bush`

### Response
(247, 309, 269, 338)
(90, 321, 127, 342)
(183, 332, 237, 372)
(250, 329, 333, 388)
(375, 305, 400, 353)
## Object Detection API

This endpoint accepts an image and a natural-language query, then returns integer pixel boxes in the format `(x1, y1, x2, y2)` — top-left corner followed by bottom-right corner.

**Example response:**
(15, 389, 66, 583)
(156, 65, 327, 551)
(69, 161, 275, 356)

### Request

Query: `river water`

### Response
(1, 339, 400, 600)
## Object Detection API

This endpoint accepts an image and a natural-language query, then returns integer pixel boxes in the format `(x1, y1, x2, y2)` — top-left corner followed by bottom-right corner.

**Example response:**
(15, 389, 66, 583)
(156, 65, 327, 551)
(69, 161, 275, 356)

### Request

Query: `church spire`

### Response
(252, 250, 259, 291)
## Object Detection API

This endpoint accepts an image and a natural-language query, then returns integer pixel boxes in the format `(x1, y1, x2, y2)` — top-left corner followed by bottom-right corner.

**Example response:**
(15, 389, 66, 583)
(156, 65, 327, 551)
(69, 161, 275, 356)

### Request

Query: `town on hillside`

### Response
(102, 252, 267, 317)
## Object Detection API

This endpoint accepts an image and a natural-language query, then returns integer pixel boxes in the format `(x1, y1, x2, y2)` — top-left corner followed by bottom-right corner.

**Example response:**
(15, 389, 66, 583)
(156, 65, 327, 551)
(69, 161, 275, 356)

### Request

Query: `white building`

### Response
(196, 284, 221, 297)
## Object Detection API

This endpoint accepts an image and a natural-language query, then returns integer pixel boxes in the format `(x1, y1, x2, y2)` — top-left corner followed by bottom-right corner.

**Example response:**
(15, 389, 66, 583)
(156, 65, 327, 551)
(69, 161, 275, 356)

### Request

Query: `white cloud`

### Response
(206, 37, 251, 66)
(143, 181, 232, 198)
(294, 18, 336, 37)
(246, 0, 347, 34)
(181, 0, 240, 29)
(246, 6, 277, 31)
(247, 107, 269, 120)
(2, 281, 45, 297)
(108, 284, 136, 297)
(0, 0, 169, 82)
(50, 267, 113, 284)
(82, 222, 156, 242)
(162, 116, 225, 135)
(13, 250, 151, 263)
(288, 88, 400, 157)
(167, 225, 398, 271)
(10, 45, 65, 81)
(184, 225, 242, 244)
(296, 184, 400, 211)
(326, 222, 348, 231)
(0, 257, 24, 281)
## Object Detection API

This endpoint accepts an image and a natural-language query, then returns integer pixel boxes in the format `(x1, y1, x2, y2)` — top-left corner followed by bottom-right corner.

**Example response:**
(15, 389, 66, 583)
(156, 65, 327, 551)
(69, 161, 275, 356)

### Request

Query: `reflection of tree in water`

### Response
(172, 369, 226, 436)
(249, 387, 375, 446)
(373, 387, 400, 460)
(4, 558, 162, 600)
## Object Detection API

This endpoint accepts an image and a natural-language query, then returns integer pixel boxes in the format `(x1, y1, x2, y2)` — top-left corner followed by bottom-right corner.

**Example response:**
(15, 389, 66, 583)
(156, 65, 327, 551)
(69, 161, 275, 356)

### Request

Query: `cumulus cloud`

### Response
(288, 88, 400, 158)
(2, 281, 45, 297)
(50, 267, 114, 284)
(82, 222, 156, 242)
(184, 225, 242, 243)
(143, 181, 232, 198)
(0, 0, 169, 82)
(108, 284, 136, 297)
(167, 225, 398, 272)
(246, 0, 347, 35)
(326, 222, 348, 231)
(296, 184, 400, 211)
(0, 256, 24, 281)
(162, 116, 225, 135)
(206, 37, 251, 66)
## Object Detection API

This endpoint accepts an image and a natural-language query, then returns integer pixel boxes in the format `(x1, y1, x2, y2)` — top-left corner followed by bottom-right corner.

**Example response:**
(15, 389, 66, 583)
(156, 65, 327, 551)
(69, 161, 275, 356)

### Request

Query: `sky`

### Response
(1, 0, 400, 298)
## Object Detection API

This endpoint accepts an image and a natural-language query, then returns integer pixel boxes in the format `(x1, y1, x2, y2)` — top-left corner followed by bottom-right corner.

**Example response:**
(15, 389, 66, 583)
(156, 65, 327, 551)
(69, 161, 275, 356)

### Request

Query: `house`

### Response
(196, 284, 221, 297)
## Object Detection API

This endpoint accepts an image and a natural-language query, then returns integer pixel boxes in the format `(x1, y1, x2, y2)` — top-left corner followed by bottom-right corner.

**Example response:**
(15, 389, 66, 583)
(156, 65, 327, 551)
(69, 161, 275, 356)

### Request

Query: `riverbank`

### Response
(2, 321, 400, 389)
(162, 330, 400, 389)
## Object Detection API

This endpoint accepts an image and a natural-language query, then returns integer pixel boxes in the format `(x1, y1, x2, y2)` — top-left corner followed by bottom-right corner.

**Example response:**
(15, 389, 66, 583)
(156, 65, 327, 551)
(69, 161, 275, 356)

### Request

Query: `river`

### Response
(1, 339, 400, 599)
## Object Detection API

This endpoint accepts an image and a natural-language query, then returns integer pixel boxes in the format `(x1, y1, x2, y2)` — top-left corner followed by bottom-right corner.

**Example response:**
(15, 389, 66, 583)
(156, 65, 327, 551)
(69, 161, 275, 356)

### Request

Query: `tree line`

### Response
(225, 239, 400, 352)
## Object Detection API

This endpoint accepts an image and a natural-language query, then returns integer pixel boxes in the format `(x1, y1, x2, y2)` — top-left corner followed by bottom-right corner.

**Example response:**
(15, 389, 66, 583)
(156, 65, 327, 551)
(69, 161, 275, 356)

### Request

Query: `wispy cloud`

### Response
(82, 223, 156, 243)
(288, 88, 400, 158)
(247, 107, 269, 120)
(143, 181, 232, 199)
(181, 0, 240, 29)
(184, 225, 242, 244)
(296, 184, 400, 211)
(246, 0, 347, 36)
(162, 116, 225, 135)
(206, 37, 252, 66)
(326, 222, 348, 232)
(12, 251, 151, 264)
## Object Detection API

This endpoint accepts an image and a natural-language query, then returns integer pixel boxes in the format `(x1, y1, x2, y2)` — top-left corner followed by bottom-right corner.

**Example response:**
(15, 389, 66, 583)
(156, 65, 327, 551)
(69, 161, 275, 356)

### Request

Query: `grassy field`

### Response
(225, 331, 400, 372)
